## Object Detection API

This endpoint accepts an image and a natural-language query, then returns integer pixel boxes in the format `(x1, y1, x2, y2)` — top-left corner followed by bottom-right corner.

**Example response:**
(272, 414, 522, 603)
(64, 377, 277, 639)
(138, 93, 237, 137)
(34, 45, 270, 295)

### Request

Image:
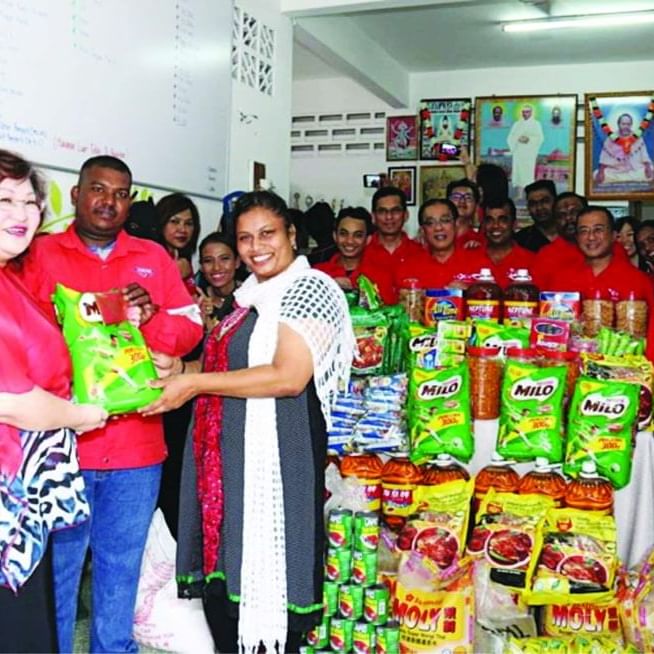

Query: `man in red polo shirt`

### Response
(447, 178, 484, 248)
(397, 198, 487, 289)
(532, 191, 587, 289)
(361, 186, 424, 285)
(313, 206, 395, 304)
(480, 197, 535, 287)
(17, 156, 203, 653)
(549, 206, 654, 359)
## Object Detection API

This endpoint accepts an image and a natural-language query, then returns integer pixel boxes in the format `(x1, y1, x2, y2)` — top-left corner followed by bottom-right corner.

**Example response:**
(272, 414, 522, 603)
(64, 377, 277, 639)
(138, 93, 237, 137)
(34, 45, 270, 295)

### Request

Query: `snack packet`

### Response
(467, 489, 553, 589)
(473, 320, 531, 355)
(351, 306, 389, 375)
(504, 635, 635, 653)
(357, 274, 382, 311)
(564, 376, 638, 489)
(52, 284, 161, 414)
(497, 359, 567, 462)
(408, 363, 473, 463)
(528, 508, 618, 605)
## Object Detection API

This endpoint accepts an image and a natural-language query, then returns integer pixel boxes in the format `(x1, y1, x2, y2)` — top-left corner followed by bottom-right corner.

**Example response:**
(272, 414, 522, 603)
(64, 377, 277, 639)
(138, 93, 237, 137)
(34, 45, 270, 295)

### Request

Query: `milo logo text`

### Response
(510, 376, 558, 401)
(409, 335, 439, 351)
(79, 292, 102, 323)
(581, 393, 629, 417)
(418, 375, 461, 400)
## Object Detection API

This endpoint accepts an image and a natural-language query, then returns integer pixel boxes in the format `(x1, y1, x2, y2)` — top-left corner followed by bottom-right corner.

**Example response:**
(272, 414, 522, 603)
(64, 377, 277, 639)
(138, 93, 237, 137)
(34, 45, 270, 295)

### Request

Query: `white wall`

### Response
(228, 0, 294, 199)
(291, 58, 654, 229)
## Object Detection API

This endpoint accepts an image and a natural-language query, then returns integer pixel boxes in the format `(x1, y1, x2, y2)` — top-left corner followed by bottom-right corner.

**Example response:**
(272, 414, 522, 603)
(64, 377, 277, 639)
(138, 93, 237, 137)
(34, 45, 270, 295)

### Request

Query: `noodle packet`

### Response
(564, 376, 638, 489)
(473, 320, 530, 355)
(408, 363, 473, 464)
(497, 359, 567, 463)
(528, 508, 617, 605)
(467, 489, 553, 589)
(52, 284, 161, 414)
(350, 306, 389, 375)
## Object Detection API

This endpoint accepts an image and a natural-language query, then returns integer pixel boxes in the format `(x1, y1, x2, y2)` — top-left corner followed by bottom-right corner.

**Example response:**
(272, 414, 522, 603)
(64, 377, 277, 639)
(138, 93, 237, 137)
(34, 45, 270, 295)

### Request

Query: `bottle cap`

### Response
(580, 460, 598, 477)
(434, 454, 454, 466)
(476, 267, 495, 282)
(510, 268, 533, 283)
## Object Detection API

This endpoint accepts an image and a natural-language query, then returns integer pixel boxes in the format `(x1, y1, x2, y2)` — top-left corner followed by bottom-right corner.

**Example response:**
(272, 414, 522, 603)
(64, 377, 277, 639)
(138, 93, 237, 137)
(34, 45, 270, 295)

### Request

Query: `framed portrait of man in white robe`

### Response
(585, 91, 654, 201)
(475, 95, 577, 223)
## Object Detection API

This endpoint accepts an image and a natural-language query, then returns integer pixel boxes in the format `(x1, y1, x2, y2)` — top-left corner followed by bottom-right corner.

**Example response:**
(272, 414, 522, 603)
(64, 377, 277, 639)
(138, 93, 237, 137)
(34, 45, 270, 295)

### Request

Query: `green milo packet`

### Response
(357, 274, 382, 311)
(408, 362, 473, 464)
(497, 359, 567, 463)
(564, 376, 638, 489)
(52, 283, 161, 415)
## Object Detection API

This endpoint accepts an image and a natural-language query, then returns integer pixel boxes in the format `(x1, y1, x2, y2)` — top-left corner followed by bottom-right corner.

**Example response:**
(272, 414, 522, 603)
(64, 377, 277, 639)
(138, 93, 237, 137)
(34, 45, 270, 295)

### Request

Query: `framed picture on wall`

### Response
(388, 166, 416, 205)
(584, 91, 654, 200)
(386, 115, 418, 161)
(419, 98, 471, 162)
(475, 95, 577, 220)
(419, 165, 466, 205)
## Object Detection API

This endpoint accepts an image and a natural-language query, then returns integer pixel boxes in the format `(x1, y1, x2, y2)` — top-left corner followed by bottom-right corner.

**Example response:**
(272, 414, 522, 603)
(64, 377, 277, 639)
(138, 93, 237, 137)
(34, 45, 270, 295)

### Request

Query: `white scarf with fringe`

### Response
(234, 255, 354, 653)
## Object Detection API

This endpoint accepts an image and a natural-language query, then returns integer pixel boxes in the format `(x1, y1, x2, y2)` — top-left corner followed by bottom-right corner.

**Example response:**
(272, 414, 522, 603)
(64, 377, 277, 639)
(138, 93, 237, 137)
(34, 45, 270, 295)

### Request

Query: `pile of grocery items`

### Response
(306, 272, 654, 653)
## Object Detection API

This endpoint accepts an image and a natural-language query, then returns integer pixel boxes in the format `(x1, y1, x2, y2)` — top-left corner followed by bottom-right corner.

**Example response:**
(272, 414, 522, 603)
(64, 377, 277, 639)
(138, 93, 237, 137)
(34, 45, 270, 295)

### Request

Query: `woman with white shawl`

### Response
(141, 191, 355, 653)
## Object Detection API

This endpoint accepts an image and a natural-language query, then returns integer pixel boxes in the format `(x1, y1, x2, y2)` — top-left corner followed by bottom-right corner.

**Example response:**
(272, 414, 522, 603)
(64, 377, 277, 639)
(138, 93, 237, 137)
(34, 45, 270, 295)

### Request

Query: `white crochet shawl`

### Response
(233, 255, 354, 653)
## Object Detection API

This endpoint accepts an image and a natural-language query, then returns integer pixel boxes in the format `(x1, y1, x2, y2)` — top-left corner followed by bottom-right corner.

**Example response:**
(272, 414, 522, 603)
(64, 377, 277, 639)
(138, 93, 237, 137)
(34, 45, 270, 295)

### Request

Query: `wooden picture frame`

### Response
(585, 91, 654, 200)
(386, 115, 418, 161)
(475, 95, 577, 220)
(388, 166, 416, 206)
(419, 165, 466, 206)
(419, 98, 471, 162)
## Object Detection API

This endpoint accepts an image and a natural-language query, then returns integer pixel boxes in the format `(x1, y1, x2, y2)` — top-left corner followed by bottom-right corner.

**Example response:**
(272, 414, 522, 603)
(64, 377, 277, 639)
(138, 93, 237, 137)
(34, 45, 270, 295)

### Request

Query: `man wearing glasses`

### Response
(362, 186, 424, 284)
(548, 206, 654, 360)
(514, 179, 558, 253)
(446, 178, 483, 248)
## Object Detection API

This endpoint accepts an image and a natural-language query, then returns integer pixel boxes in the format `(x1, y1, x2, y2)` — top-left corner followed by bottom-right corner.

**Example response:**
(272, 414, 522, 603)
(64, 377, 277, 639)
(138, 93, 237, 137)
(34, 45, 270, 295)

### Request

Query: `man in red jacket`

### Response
(18, 156, 203, 653)
(549, 206, 654, 360)
(313, 206, 395, 304)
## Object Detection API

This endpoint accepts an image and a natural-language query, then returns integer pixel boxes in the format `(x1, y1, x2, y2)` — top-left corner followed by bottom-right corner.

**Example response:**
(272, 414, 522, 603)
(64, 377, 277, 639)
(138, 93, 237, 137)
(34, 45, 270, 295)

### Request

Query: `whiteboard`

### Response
(0, 0, 232, 200)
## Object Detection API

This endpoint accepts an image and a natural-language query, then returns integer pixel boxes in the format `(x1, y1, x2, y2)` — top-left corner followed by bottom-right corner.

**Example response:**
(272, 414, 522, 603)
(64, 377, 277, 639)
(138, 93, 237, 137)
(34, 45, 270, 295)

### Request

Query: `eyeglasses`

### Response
(577, 225, 608, 238)
(449, 192, 475, 202)
(422, 217, 454, 227)
(0, 197, 42, 214)
(374, 206, 404, 217)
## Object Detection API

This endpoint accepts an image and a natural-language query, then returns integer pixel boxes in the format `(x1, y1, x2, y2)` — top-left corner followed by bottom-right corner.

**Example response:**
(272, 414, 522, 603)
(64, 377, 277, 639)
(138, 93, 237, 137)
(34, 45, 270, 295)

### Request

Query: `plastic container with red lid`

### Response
(467, 346, 503, 420)
(398, 278, 424, 323)
(616, 289, 648, 338)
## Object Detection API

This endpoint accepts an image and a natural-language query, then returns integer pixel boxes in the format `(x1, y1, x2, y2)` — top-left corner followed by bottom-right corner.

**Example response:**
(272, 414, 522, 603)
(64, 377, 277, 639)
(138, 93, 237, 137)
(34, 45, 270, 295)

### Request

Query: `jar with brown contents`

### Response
(581, 290, 614, 337)
(616, 291, 648, 338)
(398, 278, 424, 323)
(467, 346, 503, 420)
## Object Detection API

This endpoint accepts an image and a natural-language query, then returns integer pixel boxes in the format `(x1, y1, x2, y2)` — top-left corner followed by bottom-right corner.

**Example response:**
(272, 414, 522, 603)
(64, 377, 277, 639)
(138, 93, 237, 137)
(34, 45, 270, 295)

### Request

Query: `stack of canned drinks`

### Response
(302, 509, 399, 654)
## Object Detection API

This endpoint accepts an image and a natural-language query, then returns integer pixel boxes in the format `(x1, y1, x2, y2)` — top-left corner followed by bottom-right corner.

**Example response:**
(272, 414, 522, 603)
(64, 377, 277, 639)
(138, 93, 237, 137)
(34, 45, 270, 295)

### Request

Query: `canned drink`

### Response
(353, 512, 380, 552)
(351, 549, 377, 586)
(330, 617, 355, 653)
(352, 620, 376, 654)
(364, 584, 389, 625)
(375, 621, 400, 654)
(338, 583, 364, 620)
(328, 508, 353, 549)
(323, 580, 339, 616)
(306, 615, 330, 649)
(326, 547, 351, 583)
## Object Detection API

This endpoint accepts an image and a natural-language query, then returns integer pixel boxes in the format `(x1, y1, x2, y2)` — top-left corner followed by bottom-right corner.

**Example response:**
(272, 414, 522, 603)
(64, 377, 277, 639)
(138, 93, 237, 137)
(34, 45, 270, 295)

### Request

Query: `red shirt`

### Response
(361, 233, 425, 282)
(548, 255, 654, 360)
(313, 254, 396, 305)
(395, 247, 489, 289)
(485, 244, 536, 289)
(456, 227, 485, 249)
(0, 269, 72, 477)
(17, 226, 203, 470)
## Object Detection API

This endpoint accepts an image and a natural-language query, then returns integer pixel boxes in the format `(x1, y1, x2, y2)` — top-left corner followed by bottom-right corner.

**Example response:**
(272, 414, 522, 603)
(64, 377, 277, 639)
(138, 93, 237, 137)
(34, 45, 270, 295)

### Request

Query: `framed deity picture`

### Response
(585, 91, 654, 200)
(419, 98, 471, 161)
(419, 165, 466, 205)
(475, 95, 577, 219)
(386, 115, 418, 161)
(388, 166, 416, 205)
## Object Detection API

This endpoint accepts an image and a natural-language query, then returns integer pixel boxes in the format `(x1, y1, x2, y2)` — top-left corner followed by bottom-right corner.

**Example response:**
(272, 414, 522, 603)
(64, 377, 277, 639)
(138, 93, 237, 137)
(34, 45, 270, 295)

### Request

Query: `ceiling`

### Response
(292, 0, 654, 80)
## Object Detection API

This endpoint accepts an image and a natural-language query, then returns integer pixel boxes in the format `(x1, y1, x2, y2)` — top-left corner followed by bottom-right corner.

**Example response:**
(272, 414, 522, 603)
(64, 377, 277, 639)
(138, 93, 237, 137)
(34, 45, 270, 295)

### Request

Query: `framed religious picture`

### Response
(475, 95, 577, 220)
(585, 91, 654, 200)
(388, 166, 416, 205)
(386, 115, 418, 161)
(419, 164, 466, 205)
(419, 98, 471, 161)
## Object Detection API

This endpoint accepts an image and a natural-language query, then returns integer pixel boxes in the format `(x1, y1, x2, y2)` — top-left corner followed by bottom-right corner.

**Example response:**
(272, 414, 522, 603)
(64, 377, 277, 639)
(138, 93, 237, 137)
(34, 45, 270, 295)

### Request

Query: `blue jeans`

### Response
(52, 464, 162, 653)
